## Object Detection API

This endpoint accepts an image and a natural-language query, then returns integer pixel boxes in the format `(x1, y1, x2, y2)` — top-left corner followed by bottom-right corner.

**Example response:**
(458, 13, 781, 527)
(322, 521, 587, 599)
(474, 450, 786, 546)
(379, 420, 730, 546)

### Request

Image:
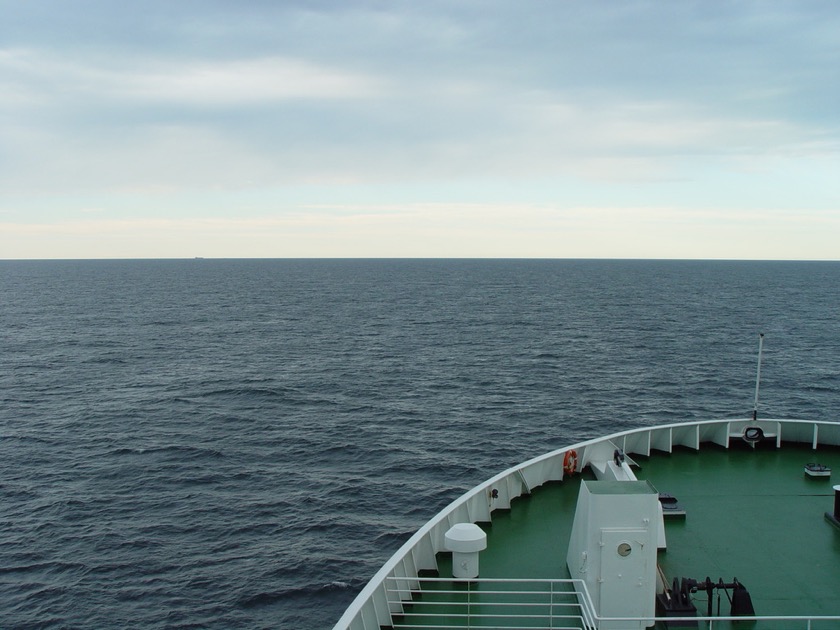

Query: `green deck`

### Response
(403, 442, 840, 629)
(648, 443, 840, 620)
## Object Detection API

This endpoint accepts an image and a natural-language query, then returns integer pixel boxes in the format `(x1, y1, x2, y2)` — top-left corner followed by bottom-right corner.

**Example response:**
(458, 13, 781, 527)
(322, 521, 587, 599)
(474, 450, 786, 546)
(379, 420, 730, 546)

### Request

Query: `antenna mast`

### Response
(752, 333, 764, 422)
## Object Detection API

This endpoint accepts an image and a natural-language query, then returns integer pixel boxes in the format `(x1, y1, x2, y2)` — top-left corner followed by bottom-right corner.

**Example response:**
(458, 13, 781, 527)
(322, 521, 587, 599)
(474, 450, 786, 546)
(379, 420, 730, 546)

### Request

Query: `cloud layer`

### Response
(2, 1, 839, 258)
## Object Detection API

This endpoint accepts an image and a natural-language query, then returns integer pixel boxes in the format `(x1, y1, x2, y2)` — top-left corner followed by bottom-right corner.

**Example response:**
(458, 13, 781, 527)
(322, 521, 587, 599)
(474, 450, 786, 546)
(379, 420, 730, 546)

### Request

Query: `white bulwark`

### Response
(566, 480, 659, 630)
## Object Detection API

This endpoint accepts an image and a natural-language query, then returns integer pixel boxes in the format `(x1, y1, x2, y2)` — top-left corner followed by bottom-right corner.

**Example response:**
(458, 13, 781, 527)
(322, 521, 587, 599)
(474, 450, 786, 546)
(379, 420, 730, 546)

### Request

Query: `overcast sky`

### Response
(2, 1, 839, 259)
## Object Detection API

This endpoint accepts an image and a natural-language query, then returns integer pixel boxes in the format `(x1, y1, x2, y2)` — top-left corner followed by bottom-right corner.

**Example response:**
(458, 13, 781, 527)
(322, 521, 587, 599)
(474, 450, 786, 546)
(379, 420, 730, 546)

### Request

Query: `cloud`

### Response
(3, 0, 839, 198)
(3, 203, 838, 260)
(2, 1, 839, 258)
(0, 48, 383, 108)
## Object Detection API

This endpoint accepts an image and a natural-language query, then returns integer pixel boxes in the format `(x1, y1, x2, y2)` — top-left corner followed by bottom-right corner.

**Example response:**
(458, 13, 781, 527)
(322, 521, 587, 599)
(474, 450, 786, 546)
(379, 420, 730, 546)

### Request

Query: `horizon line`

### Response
(2, 256, 839, 263)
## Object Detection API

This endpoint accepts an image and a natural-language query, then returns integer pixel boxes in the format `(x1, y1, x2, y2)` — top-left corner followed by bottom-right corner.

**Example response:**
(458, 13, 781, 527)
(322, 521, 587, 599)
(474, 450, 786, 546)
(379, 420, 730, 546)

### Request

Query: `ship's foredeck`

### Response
(645, 443, 840, 619)
(421, 441, 840, 628)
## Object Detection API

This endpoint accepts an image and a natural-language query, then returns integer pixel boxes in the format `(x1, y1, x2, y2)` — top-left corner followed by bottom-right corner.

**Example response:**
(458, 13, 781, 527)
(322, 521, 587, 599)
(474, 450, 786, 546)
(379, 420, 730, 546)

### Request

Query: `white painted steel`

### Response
(566, 480, 658, 629)
(445, 523, 486, 579)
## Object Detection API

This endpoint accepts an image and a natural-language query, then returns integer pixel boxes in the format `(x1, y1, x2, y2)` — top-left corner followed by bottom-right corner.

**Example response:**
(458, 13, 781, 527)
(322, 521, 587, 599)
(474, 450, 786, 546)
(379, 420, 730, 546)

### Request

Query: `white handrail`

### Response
(386, 576, 595, 629)
(384, 577, 840, 629)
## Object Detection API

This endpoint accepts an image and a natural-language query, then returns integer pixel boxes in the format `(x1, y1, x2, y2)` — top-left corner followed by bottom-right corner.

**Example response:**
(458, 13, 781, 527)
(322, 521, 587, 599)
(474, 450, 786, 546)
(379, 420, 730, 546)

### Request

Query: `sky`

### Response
(1, 1, 839, 260)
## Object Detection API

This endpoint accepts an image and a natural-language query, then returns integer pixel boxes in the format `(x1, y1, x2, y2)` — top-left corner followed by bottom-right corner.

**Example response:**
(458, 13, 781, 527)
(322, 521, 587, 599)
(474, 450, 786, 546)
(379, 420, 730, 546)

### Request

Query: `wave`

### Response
(108, 445, 225, 458)
(185, 384, 310, 402)
(237, 579, 359, 609)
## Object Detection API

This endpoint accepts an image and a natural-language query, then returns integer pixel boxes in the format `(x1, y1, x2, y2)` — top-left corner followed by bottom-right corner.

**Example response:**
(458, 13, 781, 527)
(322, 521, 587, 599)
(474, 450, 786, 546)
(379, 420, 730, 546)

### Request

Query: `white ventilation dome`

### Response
(444, 523, 487, 579)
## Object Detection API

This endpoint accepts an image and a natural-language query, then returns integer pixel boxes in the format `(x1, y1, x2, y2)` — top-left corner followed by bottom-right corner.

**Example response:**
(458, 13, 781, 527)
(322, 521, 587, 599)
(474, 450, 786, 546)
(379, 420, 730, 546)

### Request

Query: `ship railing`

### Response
(384, 576, 598, 629)
(598, 615, 840, 629)
(384, 576, 840, 630)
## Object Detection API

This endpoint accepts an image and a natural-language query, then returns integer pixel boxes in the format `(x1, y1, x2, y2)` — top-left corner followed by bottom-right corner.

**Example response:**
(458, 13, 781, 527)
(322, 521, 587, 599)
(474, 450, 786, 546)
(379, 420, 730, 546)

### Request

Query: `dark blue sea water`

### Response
(2, 259, 839, 629)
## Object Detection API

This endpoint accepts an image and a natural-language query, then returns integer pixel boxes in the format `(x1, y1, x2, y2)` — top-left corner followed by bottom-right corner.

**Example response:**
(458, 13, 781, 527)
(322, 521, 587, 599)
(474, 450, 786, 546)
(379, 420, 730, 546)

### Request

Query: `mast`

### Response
(752, 333, 764, 422)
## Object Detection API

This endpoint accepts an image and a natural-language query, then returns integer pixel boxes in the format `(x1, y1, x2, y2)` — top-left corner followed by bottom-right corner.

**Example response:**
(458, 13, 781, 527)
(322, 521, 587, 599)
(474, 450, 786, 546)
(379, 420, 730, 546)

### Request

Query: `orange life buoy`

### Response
(563, 449, 578, 475)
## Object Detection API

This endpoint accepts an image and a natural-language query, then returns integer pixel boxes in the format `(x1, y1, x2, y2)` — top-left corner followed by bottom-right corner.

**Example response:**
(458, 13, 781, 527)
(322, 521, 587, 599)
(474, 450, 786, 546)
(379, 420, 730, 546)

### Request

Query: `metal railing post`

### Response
(466, 580, 471, 630)
(549, 580, 554, 629)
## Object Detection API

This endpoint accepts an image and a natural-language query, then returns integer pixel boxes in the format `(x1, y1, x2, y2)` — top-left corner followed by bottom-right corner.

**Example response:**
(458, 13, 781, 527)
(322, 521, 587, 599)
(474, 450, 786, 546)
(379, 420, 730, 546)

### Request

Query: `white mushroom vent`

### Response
(444, 523, 487, 579)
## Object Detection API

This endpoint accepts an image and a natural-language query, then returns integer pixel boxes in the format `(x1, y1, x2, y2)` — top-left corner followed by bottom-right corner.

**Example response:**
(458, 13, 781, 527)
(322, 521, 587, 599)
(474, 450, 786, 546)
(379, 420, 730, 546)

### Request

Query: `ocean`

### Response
(2, 259, 839, 629)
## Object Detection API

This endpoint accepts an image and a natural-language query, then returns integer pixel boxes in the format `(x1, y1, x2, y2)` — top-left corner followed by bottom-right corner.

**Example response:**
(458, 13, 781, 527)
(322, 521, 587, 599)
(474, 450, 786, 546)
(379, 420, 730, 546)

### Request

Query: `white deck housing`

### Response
(566, 480, 658, 629)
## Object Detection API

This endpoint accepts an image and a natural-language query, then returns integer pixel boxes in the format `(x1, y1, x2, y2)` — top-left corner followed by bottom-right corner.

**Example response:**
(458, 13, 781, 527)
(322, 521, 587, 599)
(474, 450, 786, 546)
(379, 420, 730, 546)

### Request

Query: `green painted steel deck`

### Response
(648, 443, 840, 621)
(399, 441, 840, 629)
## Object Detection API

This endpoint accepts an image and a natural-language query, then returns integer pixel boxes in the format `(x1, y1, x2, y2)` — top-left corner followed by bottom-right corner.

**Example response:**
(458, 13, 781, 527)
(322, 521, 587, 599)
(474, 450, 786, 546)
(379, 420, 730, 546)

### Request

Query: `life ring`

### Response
(563, 449, 578, 475)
